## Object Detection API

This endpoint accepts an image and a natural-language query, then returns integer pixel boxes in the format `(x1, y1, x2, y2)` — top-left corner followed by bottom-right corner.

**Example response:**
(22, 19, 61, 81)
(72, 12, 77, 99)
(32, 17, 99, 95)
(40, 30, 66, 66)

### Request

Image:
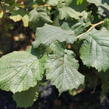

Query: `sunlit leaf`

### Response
(46, 42, 84, 93)
(33, 24, 76, 48)
(0, 51, 41, 93)
(10, 15, 22, 22)
(0, 10, 4, 18)
(80, 28, 109, 72)
(22, 14, 29, 27)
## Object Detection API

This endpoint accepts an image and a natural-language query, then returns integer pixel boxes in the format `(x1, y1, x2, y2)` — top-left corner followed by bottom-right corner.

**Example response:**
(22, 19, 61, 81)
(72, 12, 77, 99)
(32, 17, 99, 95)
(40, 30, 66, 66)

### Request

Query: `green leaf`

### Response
(13, 86, 39, 108)
(0, 51, 41, 93)
(2, 0, 15, 5)
(10, 15, 22, 22)
(33, 24, 76, 48)
(80, 28, 109, 72)
(47, 0, 72, 6)
(39, 54, 47, 76)
(0, 10, 4, 18)
(29, 8, 52, 23)
(87, 0, 109, 10)
(9, 9, 29, 27)
(10, 14, 29, 27)
(70, 0, 87, 12)
(29, 8, 39, 22)
(71, 21, 90, 35)
(10, 9, 28, 16)
(47, 0, 60, 6)
(58, 7, 81, 20)
(77, 0, 85, 5)
(46, 43, 84, 93)
(22, 14, 29, 27)
(26, 46, 46, 75)
(103, 19, 109, 30)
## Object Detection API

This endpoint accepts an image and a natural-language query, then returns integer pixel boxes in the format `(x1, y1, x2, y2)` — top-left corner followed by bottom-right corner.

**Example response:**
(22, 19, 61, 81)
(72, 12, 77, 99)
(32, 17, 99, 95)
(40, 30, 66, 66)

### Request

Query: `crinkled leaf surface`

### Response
(58, 7, 81, 20)
(33, 24, 76, 48)
(80, 28, 109, 72)
(13, 86, 39, 108)
(46, 43, 84, 93)
(0, 51, 41, 93)
(29, 8, 52, 23)
(29, 8, 39, 22)
(71, 21, 90, 35)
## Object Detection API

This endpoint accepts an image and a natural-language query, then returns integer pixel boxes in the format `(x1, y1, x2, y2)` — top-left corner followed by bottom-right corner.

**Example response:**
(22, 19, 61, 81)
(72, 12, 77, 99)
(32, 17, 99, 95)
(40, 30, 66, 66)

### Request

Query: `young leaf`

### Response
(13, 86, 39, 108)
(0, 10, 4, 18)
(22, 14, 29, 27)
(80, 28, 109, 72)
(10, 15, 22, 22)
(46, 43, 84, 93)
(77, 0, 84, 5)
(29, 8, 52, 23)
(0, 51, 41, 93)
(58, 7, 81, 20)
(33, 24, 76, 48)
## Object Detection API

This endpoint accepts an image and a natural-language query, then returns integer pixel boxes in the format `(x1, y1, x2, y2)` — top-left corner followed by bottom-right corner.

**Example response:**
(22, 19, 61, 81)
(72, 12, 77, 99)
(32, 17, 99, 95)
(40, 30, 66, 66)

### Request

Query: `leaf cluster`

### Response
(1, 0, 109, 108)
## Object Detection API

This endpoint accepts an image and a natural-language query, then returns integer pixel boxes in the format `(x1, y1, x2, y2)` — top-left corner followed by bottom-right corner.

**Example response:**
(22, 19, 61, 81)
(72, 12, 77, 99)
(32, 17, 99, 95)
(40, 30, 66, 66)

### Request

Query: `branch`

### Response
(77, 20, 104, 39)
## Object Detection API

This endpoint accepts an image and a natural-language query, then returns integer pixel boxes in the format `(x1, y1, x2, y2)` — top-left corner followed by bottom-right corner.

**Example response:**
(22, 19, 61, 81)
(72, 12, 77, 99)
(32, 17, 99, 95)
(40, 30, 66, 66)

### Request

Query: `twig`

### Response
(87, 21, 104, 32)
(77, 20, 104, 39)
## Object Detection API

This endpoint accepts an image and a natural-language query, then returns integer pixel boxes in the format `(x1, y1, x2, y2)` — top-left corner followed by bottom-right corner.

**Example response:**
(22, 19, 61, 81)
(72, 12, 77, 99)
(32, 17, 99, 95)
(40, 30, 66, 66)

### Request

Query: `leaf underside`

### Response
(80, 28, 109, 72)
(33, 24, 76, 48)
(0, 51, 41, 93)
(46, 43, 84, 93)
